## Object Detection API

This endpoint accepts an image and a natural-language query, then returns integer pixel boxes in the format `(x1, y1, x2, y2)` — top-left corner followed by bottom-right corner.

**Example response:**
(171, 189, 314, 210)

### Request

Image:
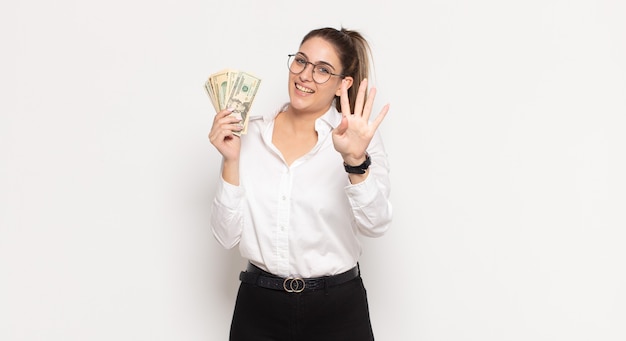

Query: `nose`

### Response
(298, 62, 315, 82)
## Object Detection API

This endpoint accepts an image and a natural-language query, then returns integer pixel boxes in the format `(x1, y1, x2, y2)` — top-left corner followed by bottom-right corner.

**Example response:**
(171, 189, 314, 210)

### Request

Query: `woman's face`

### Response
(287, 36, 350, 115)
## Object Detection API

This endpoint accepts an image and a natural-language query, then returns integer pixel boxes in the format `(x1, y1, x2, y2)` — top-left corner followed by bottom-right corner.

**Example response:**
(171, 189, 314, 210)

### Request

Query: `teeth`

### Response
(295, 83, 313, 93)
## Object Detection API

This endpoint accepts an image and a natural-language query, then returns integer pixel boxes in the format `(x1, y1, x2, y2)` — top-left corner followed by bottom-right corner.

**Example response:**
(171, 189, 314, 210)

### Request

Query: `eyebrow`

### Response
(296, 52, 337, 71)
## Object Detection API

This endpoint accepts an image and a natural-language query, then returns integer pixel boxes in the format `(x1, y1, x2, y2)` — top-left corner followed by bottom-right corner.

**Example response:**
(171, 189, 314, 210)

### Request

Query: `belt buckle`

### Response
(283, 277, 305, 293)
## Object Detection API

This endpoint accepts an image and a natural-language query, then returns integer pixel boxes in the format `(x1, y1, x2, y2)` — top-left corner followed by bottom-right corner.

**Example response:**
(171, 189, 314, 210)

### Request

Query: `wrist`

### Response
(342, 152, 367, 166)
(344, 153, 371, 174)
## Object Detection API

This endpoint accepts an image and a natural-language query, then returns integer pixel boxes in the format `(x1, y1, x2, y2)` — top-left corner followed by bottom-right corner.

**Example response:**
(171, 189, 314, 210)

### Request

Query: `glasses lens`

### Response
(312, 67, 332, 84)
(288, 55, 305, 74)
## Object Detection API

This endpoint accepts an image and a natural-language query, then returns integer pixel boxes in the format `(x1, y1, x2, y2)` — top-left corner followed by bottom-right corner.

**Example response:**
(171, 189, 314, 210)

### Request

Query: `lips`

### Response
(295, 83, 314, 94)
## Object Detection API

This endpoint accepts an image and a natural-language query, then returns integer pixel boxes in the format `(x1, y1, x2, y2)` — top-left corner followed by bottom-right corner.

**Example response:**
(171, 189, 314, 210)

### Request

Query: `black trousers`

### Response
(229, 276, 375, 341)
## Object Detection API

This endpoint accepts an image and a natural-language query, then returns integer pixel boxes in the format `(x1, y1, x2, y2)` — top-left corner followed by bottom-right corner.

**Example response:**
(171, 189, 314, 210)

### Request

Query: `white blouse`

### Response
(210, 105, 392, 278)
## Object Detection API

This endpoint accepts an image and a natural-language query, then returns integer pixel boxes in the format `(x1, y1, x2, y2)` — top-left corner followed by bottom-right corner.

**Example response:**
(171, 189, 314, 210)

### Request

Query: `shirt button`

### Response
(282, 196, 287, 200)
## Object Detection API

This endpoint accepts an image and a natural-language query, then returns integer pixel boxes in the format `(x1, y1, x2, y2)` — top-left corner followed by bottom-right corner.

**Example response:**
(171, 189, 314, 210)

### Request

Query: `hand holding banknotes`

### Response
(206, 69, 261, 181)
(205, 69, 261, 136)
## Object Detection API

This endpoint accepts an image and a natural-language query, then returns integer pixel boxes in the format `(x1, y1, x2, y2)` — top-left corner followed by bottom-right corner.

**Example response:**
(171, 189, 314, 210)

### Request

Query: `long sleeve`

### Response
(210, 176, 246, 249)
(344, 130, 393, 237)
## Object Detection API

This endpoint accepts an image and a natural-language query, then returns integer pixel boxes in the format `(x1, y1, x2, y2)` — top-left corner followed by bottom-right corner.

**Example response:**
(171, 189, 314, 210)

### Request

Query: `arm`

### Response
(332, 78, 392, 237)
(344, 131, 392, 237)
(208, 108, 245, 248)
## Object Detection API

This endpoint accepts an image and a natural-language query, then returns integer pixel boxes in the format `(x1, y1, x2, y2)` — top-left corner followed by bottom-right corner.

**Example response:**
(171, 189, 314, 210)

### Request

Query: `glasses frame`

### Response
(287, 53, 346, 84)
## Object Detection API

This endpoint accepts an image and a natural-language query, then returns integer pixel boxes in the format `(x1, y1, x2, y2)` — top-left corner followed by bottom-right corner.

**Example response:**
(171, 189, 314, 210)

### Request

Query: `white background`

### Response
(2, 0, 625, 340)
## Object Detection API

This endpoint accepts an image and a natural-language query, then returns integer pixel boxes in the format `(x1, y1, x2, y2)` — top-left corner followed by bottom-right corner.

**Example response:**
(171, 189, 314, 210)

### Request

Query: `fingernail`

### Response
(227, 107, 235, 112)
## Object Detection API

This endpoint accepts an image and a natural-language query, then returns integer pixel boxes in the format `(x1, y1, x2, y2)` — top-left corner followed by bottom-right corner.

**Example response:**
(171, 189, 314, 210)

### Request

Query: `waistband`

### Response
(239, 263, 360, 293)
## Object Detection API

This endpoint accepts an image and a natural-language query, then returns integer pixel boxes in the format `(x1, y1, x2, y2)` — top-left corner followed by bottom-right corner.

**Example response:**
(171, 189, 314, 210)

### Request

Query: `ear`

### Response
(335, 77, 353, 97)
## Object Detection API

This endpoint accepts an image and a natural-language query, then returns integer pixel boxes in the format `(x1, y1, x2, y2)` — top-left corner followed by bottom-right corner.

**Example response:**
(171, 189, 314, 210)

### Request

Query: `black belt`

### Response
(239, 263, 360, 293)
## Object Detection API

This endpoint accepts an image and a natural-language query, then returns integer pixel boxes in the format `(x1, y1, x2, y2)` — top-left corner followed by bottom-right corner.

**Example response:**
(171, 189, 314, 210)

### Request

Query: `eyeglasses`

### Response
(287, 53, 345, 84)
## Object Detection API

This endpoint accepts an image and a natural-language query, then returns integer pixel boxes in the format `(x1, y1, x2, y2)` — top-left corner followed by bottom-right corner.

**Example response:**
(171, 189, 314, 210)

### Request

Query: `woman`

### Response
(209, 26, 392, 340)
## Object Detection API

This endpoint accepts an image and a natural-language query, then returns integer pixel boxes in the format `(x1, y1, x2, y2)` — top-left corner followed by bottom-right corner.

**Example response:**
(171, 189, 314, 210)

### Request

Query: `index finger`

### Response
(339, 79, 351, 116)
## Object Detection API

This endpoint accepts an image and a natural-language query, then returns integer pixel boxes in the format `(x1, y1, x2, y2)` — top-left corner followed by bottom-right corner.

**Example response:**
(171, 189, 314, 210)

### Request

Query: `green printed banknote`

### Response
(205, 69, 261, 136)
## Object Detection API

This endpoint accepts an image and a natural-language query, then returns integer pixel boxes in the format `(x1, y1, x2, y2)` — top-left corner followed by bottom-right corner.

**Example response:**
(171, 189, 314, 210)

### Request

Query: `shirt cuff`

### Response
(344, 174, 378, 207)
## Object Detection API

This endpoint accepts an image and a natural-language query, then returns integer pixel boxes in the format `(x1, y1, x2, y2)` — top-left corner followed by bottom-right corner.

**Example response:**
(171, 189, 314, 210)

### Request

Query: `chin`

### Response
(288, 91, 309, 108)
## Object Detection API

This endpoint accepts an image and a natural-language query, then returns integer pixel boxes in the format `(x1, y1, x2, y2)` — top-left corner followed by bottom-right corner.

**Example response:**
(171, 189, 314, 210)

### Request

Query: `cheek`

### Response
(319, 87, 340, 105)
(331, 80, 343, 97)
(286, 74, 297, 93)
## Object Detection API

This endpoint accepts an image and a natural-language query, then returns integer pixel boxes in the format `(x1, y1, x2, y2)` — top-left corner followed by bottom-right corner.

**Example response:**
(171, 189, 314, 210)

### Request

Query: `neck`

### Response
(280, 105, 330, 132)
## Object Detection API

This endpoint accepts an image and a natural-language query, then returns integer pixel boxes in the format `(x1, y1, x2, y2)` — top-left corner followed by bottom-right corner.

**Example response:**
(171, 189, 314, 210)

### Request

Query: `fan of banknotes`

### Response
(204, 69, 261, 136)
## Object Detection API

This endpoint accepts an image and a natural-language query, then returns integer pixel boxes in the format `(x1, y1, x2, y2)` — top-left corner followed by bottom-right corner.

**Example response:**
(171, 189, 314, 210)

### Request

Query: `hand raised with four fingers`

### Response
(332, 78, 390, 167)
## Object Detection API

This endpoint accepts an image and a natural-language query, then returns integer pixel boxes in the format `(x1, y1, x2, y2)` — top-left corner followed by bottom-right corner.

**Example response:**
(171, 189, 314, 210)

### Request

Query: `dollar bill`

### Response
(204, 79, 218, 111)
(209, 69, 235, 110)
(225, 71, 261, 135)
(204, 69, 261, 136)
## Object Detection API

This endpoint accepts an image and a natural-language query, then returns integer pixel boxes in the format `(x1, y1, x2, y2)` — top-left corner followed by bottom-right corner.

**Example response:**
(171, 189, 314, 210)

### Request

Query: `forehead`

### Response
(298, 37, 341, 66)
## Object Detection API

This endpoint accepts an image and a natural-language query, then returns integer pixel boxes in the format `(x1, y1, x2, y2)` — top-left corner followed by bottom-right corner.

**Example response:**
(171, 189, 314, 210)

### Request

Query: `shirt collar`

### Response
(318, 105, 342, 130)
(263, 103, 342, 130)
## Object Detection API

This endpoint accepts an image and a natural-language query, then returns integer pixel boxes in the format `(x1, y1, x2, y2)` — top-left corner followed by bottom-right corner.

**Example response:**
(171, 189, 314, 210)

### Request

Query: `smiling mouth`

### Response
(295, 83, 314, 93)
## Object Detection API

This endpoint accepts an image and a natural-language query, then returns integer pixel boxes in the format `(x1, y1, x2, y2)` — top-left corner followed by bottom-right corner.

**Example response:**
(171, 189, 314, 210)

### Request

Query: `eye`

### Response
(316, 66, 331, 75)
(295, 56, 308, 65)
